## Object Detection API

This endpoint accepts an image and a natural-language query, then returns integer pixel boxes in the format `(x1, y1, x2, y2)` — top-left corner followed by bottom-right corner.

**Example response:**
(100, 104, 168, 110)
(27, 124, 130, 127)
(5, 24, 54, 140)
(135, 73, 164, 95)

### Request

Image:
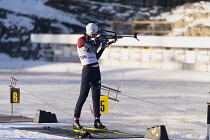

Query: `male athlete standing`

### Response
(73, 23, 107, 130)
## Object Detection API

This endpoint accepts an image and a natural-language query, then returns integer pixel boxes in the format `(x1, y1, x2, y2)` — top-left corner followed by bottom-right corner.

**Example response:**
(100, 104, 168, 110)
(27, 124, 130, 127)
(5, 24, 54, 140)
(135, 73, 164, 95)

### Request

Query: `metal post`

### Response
(11, 103, 13, 116)
(207, 102, 210, 140)
(9, 72, 16, 116)
(151, 23, 155, 36)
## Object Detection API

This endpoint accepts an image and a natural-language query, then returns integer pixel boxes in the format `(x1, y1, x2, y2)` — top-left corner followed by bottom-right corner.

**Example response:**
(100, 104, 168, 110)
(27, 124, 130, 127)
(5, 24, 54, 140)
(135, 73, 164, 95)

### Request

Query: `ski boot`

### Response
(94, 119, 107, 129)
(73, 119, 83, 130)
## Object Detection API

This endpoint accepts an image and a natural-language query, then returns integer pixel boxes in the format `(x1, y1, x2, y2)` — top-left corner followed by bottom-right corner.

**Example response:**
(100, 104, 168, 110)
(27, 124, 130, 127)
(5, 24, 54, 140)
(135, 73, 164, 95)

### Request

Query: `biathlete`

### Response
(73, 23, 107, 130)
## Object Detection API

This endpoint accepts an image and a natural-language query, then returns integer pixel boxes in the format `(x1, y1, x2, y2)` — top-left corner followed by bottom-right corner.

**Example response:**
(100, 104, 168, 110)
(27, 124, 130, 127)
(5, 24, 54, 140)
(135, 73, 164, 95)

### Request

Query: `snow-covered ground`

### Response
(1, 0, 210, 139)
(0, 53, 209, 139)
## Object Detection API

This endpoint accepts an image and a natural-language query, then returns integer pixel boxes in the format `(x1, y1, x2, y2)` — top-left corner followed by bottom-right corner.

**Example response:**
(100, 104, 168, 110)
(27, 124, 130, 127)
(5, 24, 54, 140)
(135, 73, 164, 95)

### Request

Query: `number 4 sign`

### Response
(100, 96, 108, 113)
(10, 88, 20, 103)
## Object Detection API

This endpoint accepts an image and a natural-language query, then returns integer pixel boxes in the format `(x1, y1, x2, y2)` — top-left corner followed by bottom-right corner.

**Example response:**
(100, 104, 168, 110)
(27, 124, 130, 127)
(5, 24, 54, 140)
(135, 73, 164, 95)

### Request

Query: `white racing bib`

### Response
(77, 36, 98, 66)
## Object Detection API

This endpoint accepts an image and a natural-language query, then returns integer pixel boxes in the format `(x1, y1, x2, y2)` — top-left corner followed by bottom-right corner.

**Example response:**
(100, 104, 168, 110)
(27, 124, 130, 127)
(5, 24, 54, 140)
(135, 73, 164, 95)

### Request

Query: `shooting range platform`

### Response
(12, 125, 145, 139)
(0, 114, 33, 123)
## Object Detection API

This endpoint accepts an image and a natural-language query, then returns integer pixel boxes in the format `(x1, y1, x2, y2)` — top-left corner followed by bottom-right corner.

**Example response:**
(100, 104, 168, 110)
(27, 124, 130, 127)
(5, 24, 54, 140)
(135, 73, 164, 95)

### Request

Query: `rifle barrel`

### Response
(119, 34, 139, 41)
(101, 33, 139, 41)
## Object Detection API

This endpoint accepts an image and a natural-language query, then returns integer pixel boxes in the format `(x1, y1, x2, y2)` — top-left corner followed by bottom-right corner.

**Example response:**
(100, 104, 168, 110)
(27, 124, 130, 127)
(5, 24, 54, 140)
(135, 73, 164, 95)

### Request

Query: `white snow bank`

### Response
(0, 0, 85, 27)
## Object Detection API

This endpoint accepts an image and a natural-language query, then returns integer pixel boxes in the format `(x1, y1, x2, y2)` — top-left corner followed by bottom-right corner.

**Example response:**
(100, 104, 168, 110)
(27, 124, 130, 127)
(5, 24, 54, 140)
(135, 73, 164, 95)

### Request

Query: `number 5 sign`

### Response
(100, 96, 108, 113)
(10, 88, 20, 103)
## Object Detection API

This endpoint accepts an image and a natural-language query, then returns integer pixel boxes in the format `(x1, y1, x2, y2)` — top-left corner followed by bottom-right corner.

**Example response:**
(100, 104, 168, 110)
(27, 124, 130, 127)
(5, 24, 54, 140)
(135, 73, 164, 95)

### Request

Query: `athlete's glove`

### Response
(99, 37, 108, 44)
(99, 38, 108, 48)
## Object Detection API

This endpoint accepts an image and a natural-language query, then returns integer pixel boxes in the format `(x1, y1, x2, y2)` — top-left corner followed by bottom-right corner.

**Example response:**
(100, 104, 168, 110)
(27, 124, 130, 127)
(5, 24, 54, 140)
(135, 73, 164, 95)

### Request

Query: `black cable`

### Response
(16, 85, 72, 116)
(120, 93, 206, 118)
(16, 85, 93, 126)
(17, 85, 206, 122)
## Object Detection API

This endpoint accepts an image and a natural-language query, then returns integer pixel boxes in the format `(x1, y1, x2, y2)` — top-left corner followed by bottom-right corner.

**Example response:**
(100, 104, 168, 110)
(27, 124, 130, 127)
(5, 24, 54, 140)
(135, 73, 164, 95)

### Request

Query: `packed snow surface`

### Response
(0, 53, 209, 139)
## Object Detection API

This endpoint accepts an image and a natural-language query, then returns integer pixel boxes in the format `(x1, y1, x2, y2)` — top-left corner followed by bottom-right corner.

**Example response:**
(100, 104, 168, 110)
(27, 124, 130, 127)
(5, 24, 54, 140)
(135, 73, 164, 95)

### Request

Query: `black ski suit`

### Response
(74, 34, 105, 118)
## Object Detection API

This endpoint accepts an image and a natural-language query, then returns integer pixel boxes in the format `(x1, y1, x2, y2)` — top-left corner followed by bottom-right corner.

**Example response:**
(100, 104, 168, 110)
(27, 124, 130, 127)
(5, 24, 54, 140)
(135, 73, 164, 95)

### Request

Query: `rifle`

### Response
(96, 29, 139, 46)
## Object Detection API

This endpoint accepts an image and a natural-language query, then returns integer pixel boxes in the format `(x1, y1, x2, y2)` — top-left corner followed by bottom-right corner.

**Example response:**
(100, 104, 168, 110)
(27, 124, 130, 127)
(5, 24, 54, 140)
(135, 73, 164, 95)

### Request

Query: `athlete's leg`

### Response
(74, 67, 92, 118)
(91, 67, 101, 118)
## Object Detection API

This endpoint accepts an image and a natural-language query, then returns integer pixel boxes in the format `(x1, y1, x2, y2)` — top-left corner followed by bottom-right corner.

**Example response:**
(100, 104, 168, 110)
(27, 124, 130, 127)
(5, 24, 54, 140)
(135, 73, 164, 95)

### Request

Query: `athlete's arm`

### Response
(79, 38, 100, 52)
(96, 38, 108, 59)
(96, 47, 105, 60)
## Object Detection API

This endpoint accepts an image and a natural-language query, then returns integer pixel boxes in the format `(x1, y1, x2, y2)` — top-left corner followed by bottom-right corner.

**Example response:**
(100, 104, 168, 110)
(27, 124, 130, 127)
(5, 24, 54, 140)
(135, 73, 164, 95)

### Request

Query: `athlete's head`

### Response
(86, 23, 98, 37)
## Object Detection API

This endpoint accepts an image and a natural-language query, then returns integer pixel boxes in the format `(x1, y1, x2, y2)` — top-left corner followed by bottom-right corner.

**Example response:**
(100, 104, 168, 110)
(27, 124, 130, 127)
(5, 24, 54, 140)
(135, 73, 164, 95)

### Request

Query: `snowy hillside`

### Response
(1, 0, 210, 60)
(1, 0, 210, 35)
(153, 1, 210, 36)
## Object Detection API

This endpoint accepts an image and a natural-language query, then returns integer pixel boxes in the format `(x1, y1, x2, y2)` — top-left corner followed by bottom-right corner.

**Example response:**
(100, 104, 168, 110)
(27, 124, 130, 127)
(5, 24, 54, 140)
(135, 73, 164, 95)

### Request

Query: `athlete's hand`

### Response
(99, 38, 108, 49)
(99, 37, 108, 44)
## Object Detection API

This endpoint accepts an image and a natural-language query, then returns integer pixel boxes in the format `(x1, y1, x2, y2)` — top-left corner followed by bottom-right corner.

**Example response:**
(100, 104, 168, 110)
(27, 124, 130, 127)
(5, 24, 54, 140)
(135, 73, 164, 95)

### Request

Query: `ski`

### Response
(83, 126, 135, 136)
(62, 127, 107, 138)
(44, 126, 92, 138)
(84, 127, 143, 138)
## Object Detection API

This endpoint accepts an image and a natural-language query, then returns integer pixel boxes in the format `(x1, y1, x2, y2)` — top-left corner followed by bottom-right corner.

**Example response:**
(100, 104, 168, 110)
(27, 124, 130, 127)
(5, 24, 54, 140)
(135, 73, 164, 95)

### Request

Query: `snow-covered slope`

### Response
(1, 0, 210, 60)
(0, 0, 85, 35)
(1, 0, 210, 35)
(0, 0, 84, 27)
(153, 1, 210, 36)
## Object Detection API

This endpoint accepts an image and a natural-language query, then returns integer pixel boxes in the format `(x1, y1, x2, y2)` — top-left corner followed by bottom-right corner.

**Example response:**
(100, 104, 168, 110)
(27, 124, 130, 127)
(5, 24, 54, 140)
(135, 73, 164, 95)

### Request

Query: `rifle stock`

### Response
(96, 30, 139, 46)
